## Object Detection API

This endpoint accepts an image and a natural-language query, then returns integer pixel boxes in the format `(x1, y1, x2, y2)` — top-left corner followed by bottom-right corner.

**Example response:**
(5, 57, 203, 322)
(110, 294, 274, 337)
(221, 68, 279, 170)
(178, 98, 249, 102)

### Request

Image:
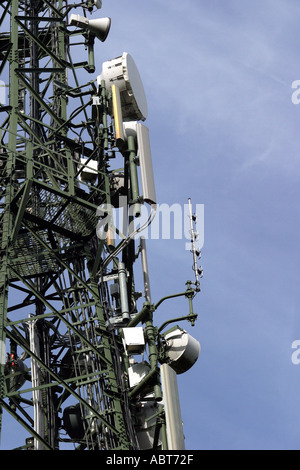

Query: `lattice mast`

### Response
(0, 0, 201, 450)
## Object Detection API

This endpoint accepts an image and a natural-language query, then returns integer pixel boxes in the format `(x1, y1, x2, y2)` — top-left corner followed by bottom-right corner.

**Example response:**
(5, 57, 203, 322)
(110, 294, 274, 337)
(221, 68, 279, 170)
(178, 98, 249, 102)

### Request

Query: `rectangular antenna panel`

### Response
(136, 123, 156, 205)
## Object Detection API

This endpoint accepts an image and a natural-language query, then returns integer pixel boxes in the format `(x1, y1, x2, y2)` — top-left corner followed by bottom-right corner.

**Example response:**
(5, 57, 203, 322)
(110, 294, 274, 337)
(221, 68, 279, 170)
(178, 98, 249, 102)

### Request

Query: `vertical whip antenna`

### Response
(188, 198, 203, 292)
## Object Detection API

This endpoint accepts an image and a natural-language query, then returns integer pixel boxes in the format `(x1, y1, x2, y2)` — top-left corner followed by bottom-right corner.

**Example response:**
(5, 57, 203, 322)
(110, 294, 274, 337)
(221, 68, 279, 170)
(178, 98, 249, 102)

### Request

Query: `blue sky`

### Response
(99, 0, 300, 450)
(1, 0, 300, 450)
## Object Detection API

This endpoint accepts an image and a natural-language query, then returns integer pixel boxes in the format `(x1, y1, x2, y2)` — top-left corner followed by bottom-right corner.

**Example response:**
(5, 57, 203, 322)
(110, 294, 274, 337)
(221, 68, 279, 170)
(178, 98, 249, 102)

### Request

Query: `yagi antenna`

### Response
(188, 198, 203, 292)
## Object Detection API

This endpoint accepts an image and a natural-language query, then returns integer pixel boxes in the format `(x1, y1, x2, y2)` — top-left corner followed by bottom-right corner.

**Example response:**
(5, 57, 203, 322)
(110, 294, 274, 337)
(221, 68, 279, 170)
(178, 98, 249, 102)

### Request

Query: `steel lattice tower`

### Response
(0, 0, 201, 450)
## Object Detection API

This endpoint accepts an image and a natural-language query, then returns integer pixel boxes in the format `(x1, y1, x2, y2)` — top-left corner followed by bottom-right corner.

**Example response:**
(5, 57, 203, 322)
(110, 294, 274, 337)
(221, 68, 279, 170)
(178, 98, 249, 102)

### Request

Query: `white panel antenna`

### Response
(123, 122, 156, 206)
(136, 123, 156, 206)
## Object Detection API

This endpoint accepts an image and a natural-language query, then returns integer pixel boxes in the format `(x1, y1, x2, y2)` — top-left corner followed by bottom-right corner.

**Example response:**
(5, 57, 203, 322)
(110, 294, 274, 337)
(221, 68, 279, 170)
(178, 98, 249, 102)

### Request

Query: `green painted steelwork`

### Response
(0, 0, 134, 450)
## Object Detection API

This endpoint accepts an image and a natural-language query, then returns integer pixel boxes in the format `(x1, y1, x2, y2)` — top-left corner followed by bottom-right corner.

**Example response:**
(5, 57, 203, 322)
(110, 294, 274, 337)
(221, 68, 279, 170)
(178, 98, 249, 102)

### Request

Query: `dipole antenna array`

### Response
(188, 198, 203, 292)
(0, 0, 201, 450)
